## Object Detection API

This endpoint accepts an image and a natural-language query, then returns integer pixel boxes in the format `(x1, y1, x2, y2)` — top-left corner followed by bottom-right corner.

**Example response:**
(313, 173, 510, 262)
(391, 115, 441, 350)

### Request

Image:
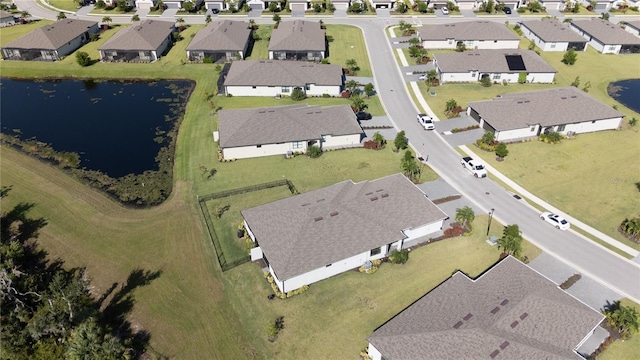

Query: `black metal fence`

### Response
(197, 179, 297, 272)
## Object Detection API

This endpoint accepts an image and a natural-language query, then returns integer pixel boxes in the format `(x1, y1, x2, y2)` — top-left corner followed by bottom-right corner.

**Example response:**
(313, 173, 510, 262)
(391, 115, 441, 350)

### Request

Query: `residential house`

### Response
(466, 86, 624, 142)
(246, 0, 283, 11)
(1, 19, 98, 61)
(0, 10, 15, 27)
(418, 21, 520, 50)
(99, 20, 175, 62)
(216, 104, 363, 159)
(369, 0, 397, 9)
(242, 173, 448, 293)
(519, 19, 587, 52)
(433, 49, 557, 84)
(222, 60, 344, 96)
(622, 20, 640, 38)
(204, 0, 242, 11)
(268, 20, 326, 61)
(570, 18, 640, 54)
(332, 0, 351, 10)
(539, 0, 567, 10)
(186, 20, 251, 63)
(498, 0, 523, 10)
(368, 256, 605, 360)
(455, 0, 481, 9)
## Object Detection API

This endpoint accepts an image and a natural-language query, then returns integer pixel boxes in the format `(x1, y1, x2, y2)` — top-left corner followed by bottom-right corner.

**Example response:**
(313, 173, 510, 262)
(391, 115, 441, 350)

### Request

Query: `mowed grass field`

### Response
(0, 21, 433, 359)
(411, 33, 640, 249)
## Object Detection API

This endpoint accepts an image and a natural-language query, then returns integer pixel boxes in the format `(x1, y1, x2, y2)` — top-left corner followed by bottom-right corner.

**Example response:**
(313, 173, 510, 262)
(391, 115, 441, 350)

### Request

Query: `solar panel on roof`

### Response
(505, 55, 526, 71)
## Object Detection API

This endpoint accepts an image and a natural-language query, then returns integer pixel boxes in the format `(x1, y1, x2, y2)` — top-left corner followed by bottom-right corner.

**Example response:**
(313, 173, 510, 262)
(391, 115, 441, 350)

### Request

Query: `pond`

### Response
(608, 79, 640, 115)
(0, 78, 193, 178)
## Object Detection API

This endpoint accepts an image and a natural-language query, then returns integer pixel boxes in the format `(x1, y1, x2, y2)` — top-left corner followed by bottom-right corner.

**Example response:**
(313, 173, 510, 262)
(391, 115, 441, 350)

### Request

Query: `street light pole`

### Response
(487, 208, 495, 236)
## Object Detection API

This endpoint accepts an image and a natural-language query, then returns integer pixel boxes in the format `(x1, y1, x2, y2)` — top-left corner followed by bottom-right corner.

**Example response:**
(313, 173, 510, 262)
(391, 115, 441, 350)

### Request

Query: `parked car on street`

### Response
(417, 113, 435, 130)
(355, 111, 372, 121)
(540, 212, 570, 230)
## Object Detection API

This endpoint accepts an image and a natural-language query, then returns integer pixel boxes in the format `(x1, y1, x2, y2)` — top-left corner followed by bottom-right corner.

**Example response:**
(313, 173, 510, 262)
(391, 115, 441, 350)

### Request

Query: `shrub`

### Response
(75, 51, 91, 67)
(480, 76, 492, 87)
(495, 143, 509, 159)
(517, 6, 526, 13)
(444, 224, 464, 238)
(290, 87, 306, 100)
(363, 140, 378, 150)
(563, 48, 578, 65)
(629, 117, 638, 127)
(560, 273, 581, 290)
(306, 145, 322, 158)
(518, 72, 527, 84)
(539, 131, 563, 143)
(389, 249, 409, 264)
(394, 130, 408, 150)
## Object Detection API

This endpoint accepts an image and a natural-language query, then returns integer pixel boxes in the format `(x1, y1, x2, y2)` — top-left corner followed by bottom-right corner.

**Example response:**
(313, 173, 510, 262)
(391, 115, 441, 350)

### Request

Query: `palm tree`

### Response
(101, 16, 112, 29)
(249, 19, 256, 29)
(131, 14, 140, 22)
(498, 224, 523, 258)
(176, 17, 185, 31)
(57, 12, 67, 20)
(345, 79, 359, 95)
(272, 13, 281, 27)
(345, 58, 359, 75)
(426, 69, 438, 86)
(205, 14, 212, 24)
(408, 36, 421, 47)
(604, 301, 640, 339)
(455, 206, 475, 229)
(19, 10, 30, 23)
(620, 217, 640, 238)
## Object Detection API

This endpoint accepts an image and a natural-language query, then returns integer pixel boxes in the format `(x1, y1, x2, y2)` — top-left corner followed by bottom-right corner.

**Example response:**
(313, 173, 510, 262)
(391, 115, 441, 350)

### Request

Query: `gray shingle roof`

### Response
(268, 20, 325, 52)
(369, 256, 604, 360)
(434, 49, 557, 74)
(519, 19, 587, 43)
(218, 104, 363, 148)
(625, 20, 640, 33)
(418, 21, 520, 42)
(467, 86, 623, 131)
(99, 20, 174, 51)
(242, 173, 448, 281)
(571, 18, 640, 45)
(186, 20, 251, 52)
(223, 60, 343, 86)
(0, 10, 14, 20)
(3, 19, 97, 50)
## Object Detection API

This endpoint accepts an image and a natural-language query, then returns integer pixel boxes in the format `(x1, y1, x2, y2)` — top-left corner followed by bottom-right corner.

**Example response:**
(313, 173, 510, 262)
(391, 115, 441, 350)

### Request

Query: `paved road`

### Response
(10, 2, 640, 302)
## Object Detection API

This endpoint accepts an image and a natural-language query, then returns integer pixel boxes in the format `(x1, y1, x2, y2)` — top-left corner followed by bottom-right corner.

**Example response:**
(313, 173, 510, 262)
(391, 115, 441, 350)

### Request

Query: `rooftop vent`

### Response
(317, 198, 325, 202)
(330, 211, 339, 217)
(519, 312, 528, 320)
(463, 313, 473, 321)
(453, 321, 464, 329)
(314, 216, 324, 222)
(510, 320, 519, 328)
(365, 192, 373, 196)
(376, 189, 384, 192)
(490, 350, 500, 359)
(301, 203, 311, 207)
(381, 193, 389, 198)
(490, 307, 500, 314)
(370, 197, 378, 201)
(500, 299, 509, 306)
(500, 341, 510, 350)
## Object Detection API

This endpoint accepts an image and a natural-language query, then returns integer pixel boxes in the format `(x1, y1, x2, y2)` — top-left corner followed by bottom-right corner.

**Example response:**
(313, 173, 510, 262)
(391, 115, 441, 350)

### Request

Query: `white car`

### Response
(418, 74, 427, 80)
(417, 113, 435, 130)
(540, 212, 570, 230)
(441, 6, 449, 15)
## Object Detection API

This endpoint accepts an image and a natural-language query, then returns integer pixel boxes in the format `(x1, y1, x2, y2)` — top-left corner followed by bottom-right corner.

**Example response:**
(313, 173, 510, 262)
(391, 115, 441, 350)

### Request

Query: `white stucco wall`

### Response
(495, 126, 539, 142)
(321, 133, 361, 148)
(624, 24, 640, 37)
(526, 72, 555, 83)
(250, 246, 263, 261)
(440, 71, 554, 84)
(423, 39, 519, 50)
(226, 84, 341, 97)
(402, 220, 445, 242)
(368, 343, 383, 360)
(493, 117, 622, 142)
(222, 141, 307, 160)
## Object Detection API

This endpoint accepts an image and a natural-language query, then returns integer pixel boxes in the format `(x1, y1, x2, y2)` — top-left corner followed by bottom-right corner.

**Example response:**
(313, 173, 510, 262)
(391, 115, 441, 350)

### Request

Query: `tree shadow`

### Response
(101, 268, 162, 357)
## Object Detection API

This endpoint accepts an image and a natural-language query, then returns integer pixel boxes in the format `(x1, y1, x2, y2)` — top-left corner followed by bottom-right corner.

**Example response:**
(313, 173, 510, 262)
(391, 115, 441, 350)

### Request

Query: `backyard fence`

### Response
(197, 179, 297, 272)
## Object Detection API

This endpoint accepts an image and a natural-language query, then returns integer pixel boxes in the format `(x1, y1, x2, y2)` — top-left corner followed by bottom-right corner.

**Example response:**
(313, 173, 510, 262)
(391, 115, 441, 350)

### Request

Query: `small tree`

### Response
(401, 150, 421, 181)
(363, 83, 374, 98)
(346, 59, 359, 75)
(176, 17, 186, 31)
(417, 1, 428, 13)
(269, 2, 279, 12)
(563, 48, 578, 65)
(101, 16, 112, 29)
(426, 69, 438, 86)
(351, 95, 367, 112)
(603, 301, 640, 340)
(205, 14, 212, 24)
(455, 42, 466, 52)
(345, 79, 359, 95)
(272, 13, 281, 25)
(495, 143, 509, 160)
(290, 87, 306, 101)
(394, 131, 408, 151)
(408, 37, 421, 47)
(57, 12, 67, 20)
(445, 98, 458, 112)
(396, 3, 409, 14)
(182, 1, 194, 12)
(481, 130, 495, 145)
(480, 76, 492, 87)
(306, 145, 322, 158)
(601, 11, 610, 20)
(629, 117, 638, 127)
(455, 206, 475, 230)
(76, 51, 91, 67)
(131, 14, 140, 22)
(389, 249, 409, 264)
(498, 224, 523, 258)
(518, 72, 527, 84)
(528, 0, 543, 12)
(571, 76, 580, 87)
(373, 132, 386, 149)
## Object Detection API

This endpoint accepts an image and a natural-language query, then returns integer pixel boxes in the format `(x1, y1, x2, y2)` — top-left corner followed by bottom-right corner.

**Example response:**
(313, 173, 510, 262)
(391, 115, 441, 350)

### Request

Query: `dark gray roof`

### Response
(571, 18, 640, 45)
(242, 173, 448, 281)
(434, 49, 557, 74)
(369, 256, 604, 360)
(418, 21, 520, 42)
(99, 20, 174, 51)
(624, 20, 640, 33)
(186, 20, 250, 52)
(223, 60, 343, 86)
(0, 10, 14, 19)
(268, 20, 325, 52)
(519, 19, 587, 43)
(3, 19, 97, 50)
(219, 104, 362, 148)
(467, 86, 623, 131)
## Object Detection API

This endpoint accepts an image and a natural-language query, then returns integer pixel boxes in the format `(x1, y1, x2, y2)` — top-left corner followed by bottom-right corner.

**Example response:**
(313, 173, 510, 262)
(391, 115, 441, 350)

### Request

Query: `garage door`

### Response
(164, 2, 180, 9)
(595, 3, 608, 10)
(250, 3, 263, 11)
(334, 3, 349, 10)
(290, 3, 306, 11)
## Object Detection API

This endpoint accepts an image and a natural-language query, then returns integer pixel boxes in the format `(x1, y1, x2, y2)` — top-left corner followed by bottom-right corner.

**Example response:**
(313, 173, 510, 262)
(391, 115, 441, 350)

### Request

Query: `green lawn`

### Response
(325, 24, 372, 77)
(40, 0, 78, 12)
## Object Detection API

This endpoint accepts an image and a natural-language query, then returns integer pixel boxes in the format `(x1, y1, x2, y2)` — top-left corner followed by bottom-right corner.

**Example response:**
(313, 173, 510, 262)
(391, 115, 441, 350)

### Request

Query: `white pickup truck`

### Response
(461, 157, 488, 178)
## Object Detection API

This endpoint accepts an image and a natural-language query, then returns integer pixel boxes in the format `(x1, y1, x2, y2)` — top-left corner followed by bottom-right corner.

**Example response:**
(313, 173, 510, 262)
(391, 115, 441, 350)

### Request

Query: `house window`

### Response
(370, 247, 381, 256)
(550, 43, 556, 49)
(448, 39, 453, 45)
(471, 71, 477, 77)
(292, 141, 303, 149)
(256, 145, 262, 148)
(530, 126, 536, 132)
(466, 40, 474, 47)
(492, 74, 501, 80)
(282, 86, 290, 93)
(557, 124, 566, 132)
(305, 84, 311, 91)
(608, 45, 616, 51)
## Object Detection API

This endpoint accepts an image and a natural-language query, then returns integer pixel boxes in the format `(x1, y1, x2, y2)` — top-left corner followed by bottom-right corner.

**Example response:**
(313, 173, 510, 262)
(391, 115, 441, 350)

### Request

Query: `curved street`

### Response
(11, 1, 640, 303)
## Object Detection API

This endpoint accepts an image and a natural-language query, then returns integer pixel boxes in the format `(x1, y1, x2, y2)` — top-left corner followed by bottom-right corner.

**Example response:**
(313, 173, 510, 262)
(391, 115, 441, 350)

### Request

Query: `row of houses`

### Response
(418, 19, 640, 54)
(1, 19, 327, 63)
